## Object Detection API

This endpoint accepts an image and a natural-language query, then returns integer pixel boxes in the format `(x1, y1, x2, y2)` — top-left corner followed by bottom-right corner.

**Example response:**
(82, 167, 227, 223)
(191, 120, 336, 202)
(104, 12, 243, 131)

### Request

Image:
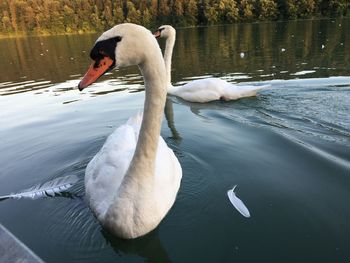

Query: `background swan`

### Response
(78, 23, 182, 239)
(154, 25, 268, 103)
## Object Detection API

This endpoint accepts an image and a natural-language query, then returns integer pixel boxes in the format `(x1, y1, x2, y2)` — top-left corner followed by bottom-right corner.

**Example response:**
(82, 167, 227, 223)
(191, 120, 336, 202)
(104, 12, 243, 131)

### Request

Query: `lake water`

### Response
(0, 18, 349, 262)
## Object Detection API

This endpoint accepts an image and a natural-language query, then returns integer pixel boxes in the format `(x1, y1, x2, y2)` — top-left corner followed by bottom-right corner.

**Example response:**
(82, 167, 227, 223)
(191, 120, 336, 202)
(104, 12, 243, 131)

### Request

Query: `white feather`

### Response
(227, 185, 251, 218)
(0, 174, 79, 201)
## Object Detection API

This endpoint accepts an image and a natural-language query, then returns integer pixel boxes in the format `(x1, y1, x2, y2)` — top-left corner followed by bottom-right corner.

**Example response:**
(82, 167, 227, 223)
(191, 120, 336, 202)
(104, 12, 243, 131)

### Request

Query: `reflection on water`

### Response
(0, 18, 350, 263)
(0, 18, 349, 97)
(164, 98, 182, 142)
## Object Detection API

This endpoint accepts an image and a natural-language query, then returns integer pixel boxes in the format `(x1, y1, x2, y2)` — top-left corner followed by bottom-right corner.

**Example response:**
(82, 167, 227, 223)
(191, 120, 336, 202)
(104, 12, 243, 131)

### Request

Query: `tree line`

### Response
(1, 0, 349, 35)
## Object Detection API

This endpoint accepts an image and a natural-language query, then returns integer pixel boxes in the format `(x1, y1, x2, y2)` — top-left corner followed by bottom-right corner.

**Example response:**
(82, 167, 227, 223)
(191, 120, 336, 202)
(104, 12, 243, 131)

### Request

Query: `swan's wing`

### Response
(172, 78, 225, 102)
(171, 77, 269, 102)
(85, 122, 138, 220)
(227, 185, 251, 218)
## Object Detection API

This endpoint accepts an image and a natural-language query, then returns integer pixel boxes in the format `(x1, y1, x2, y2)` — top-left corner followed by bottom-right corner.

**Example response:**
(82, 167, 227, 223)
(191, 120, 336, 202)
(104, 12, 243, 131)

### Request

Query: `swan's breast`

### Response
(102, 135, 182, 239)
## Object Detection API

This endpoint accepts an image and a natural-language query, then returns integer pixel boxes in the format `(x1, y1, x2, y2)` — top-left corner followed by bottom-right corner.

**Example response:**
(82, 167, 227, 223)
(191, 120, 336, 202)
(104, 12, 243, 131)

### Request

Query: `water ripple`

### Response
(43, 197, 110, 260)
(279, 131, 350, 170)
(0, 80, 52, 96)
(165, 151, 213, 231)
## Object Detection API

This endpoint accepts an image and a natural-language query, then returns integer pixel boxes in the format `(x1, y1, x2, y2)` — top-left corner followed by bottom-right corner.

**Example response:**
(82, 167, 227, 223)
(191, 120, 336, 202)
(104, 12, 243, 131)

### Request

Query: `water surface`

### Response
(0, 18, 350, 262)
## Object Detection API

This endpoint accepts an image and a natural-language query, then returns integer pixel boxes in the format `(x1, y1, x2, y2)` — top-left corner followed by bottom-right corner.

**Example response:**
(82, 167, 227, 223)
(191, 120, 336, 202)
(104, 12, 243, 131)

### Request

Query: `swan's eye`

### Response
(159, 28, 165, 33)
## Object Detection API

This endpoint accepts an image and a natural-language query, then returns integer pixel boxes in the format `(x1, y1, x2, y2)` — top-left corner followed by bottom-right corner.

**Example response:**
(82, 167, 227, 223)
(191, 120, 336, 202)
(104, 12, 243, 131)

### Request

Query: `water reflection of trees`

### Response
(0, 19, 349, 88)
(0, 33, 97, 83)
(172, 18, 350, 83)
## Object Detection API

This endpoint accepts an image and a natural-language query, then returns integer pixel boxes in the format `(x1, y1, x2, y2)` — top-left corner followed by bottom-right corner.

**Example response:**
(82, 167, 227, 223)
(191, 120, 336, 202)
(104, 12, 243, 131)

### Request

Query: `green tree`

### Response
(90, 5, 104, 32)
(8, 0, 18, 32)
(125, 1, 141, 24)
(24, 6, 36, 31)
(203, 0, 219, 24)
(329, 0, 349, 15)
(112, 0, 125, 25)
(2, 11, 12, 32)
(103, 1, 115, 28)
(141, 7, 152, 26)
(285, 0, 299, 18)
(298, 0, 316, 18)
(63, 4, 77, 33)
(0, 0, 349, 36)
(284, 0, 316, 18)
(158, 0, 171, 23)
(184, 0, 198, 25)
(259, 0, 278, 20)
(172, 0, 184, 25)
(240, 0, 256, 21)
(219, 0, 239, 22)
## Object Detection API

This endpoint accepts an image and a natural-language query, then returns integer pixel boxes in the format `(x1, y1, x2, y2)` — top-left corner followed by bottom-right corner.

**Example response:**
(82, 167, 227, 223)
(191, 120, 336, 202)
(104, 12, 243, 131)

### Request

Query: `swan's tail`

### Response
(237, 84, 269, 98)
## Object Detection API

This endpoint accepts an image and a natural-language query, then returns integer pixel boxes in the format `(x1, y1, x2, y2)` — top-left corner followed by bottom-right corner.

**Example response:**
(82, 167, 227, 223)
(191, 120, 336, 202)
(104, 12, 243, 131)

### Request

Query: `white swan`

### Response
(154, 25, 267, 103)
(78, 23, 182, 239)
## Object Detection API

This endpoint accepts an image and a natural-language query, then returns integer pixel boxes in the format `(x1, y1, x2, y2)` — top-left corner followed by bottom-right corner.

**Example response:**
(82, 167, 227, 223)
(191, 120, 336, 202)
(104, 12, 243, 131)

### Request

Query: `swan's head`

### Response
(153, 25, 176, 39)
(78, 23, 157, 91)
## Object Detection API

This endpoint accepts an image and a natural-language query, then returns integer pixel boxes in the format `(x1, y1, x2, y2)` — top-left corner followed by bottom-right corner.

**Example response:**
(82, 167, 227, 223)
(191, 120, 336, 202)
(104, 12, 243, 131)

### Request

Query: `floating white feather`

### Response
(0, 174, 79, 201)
(227, 185, 251, 218)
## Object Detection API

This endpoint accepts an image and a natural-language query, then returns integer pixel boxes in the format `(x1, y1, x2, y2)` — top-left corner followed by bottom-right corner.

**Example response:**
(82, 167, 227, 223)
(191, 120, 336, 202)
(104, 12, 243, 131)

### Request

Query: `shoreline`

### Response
(0, 16, 348, 39)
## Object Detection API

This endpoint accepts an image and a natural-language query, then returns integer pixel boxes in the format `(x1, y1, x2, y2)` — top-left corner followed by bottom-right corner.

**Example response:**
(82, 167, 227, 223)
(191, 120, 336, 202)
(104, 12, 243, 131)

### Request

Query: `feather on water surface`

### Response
(0, 174, 79, 201)
(227, 185, 251, 218)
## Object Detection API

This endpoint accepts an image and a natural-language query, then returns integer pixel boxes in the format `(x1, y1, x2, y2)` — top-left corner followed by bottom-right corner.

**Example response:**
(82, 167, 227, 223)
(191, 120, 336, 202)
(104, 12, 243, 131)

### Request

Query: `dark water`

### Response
(0, 18, 350, 263)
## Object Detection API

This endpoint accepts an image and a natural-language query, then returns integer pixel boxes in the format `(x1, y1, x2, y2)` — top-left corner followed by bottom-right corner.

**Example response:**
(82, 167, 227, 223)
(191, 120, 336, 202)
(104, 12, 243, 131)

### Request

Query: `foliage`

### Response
(240, 0, 255, 21)
(0, 0, 348, 36)
(258, 0, 279, 20)
(284, 0, 316, 18)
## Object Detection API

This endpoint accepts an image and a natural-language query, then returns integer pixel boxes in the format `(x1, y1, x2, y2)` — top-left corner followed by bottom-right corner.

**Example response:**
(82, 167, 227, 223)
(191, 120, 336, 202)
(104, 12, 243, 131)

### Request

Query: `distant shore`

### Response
(1, 0, 348, 38)
(0, 31, 97, 39)
(1, 16, 349, 39)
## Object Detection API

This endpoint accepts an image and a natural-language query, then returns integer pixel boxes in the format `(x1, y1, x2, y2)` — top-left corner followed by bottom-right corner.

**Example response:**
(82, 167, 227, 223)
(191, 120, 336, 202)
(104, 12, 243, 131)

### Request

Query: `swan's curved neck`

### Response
(163, 32, 175, 87)
(125, 54, 167, 180)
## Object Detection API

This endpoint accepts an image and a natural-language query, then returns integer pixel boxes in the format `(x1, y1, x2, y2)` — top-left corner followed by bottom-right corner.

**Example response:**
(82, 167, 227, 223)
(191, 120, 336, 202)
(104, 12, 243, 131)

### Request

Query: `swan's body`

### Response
(79, 23, 182, 239)
(154, 25, 267, 103)
(168, 77, 263, 103)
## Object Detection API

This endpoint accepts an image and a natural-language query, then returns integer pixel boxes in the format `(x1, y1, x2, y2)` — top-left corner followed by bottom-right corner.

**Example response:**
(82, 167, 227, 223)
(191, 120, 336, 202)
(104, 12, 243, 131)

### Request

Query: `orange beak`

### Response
(78, 57, 114, 91)
(153, 30, 161, 38)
